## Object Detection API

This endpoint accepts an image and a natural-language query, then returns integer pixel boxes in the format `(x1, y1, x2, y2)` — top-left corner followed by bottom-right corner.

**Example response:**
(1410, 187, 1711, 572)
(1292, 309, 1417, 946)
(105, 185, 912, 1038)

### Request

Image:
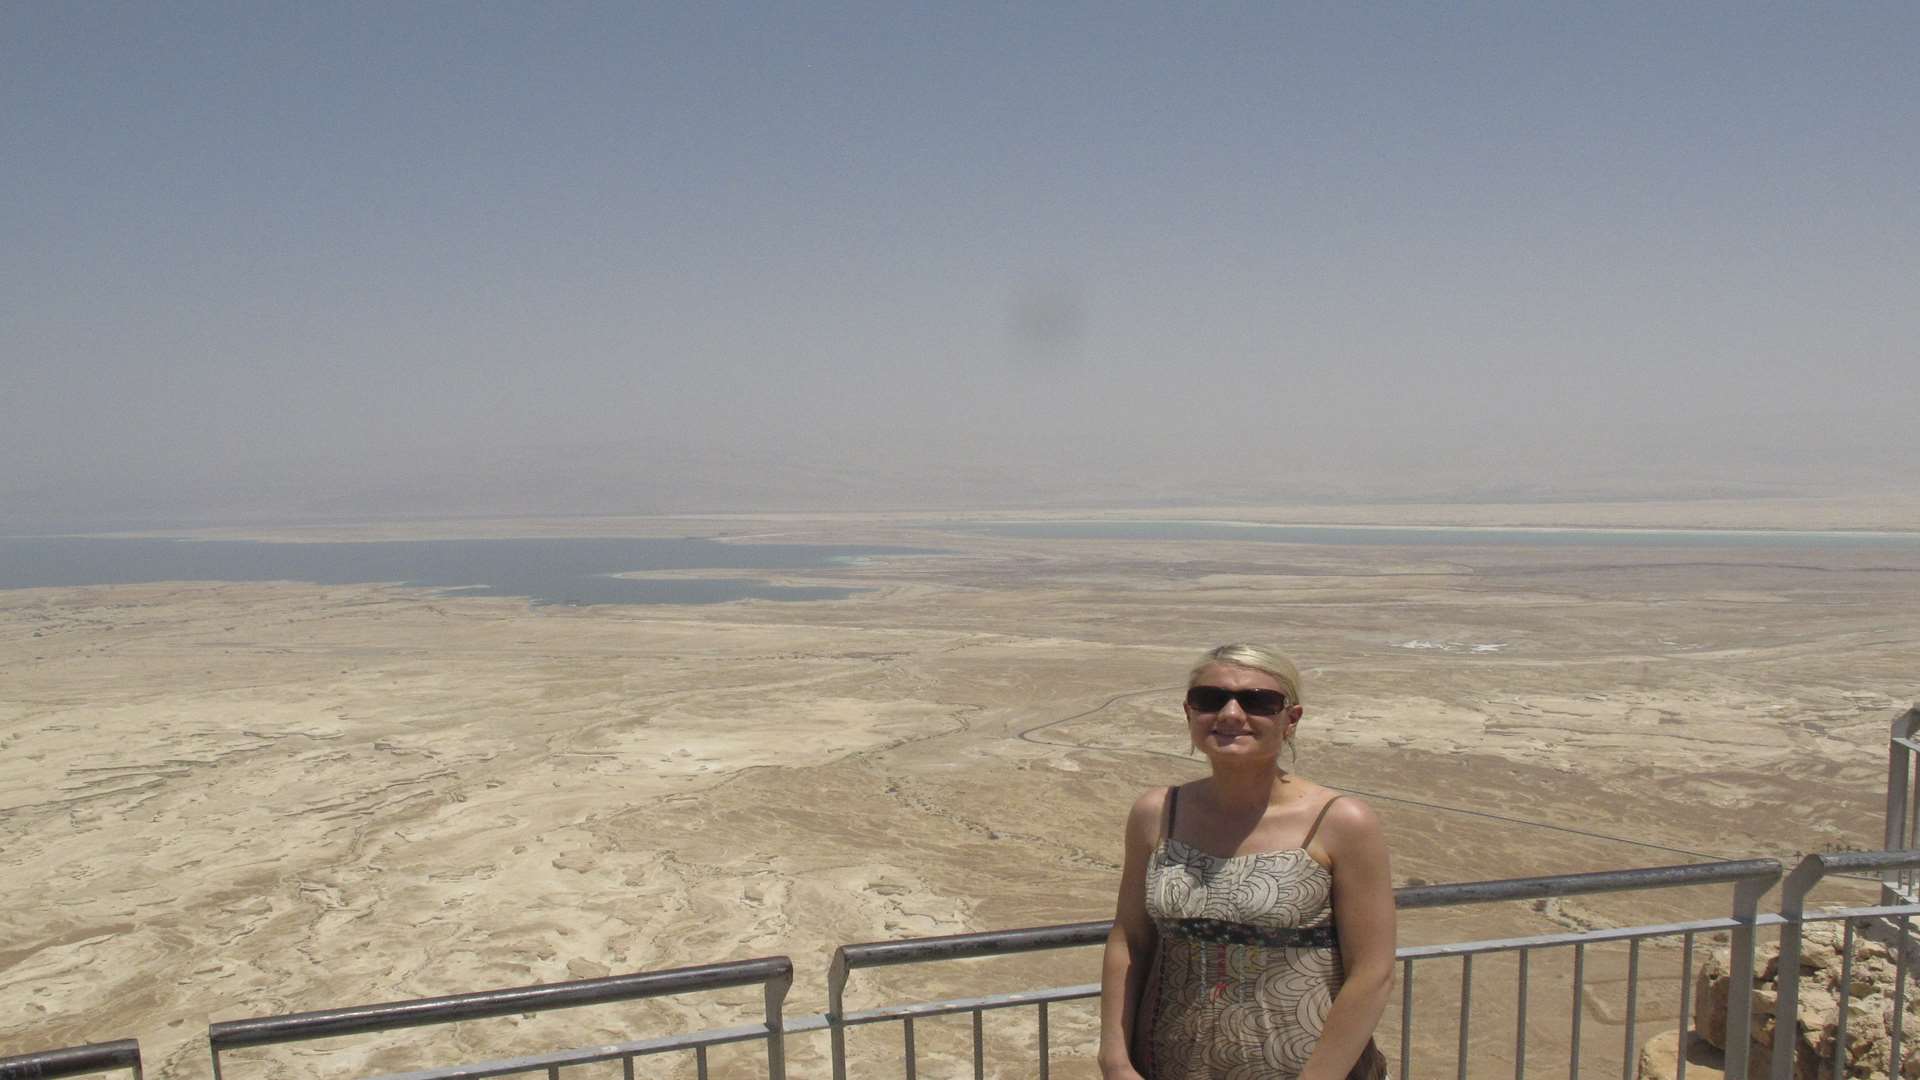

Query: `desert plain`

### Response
(5, 499, 1920, 1079)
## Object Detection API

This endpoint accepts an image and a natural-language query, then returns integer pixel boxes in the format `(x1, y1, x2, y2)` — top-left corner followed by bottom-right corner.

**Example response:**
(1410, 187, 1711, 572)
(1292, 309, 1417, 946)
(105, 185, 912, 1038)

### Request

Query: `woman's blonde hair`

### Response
(1188, 643, 1304, 707)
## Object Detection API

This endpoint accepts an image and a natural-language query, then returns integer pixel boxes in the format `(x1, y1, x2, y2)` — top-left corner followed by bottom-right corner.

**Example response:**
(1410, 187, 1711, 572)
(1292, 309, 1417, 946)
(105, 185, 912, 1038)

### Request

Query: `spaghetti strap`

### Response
(1162, 785, 1180, 841)
(1300, 794, 1344, 849)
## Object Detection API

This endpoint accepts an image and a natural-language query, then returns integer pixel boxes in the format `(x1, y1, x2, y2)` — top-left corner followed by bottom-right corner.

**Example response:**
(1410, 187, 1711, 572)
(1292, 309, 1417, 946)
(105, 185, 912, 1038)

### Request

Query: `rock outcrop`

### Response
(1638, 1027, 1730, 1080)
(1666, 922, 1919, 1080)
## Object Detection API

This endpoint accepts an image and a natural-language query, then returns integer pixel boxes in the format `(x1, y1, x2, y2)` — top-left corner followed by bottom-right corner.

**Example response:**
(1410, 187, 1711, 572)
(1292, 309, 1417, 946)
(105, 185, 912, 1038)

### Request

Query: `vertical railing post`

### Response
(1676, 932, 1694, 1080)
(1887, 715, 1915, 850)
(1569, 943, 1585, 1080)
(1724, 869, 1781, 1080)
(826, 949, 850, 1080)
(763, 962, 790, 1080)
(1770, 855, 1826, 1080)
(1835, 920, 1857, 1080)
(1400, 957, 1415, 1080)
(1457, 954, 1474, 1080)
(1037, 1000, 1050, 1080)
(1515, 948, 1530, 1080)
(971, 1008, 984, 1080)
(1886, 709, 1920, 904)
(1623, 939, 1640, 1080)
(1891, 915, 1911, 1075)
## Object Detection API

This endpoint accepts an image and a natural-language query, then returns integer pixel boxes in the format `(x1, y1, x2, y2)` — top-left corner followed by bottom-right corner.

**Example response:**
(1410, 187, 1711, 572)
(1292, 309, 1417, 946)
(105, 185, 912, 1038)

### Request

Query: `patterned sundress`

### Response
(1137, 790, 1347, 1080)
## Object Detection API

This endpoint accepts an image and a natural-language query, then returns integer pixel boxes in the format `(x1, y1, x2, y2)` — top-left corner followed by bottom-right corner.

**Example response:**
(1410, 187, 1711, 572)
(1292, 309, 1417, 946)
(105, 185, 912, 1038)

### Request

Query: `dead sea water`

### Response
(0, 536, 938, 605)
(961, 520, 1920, 550)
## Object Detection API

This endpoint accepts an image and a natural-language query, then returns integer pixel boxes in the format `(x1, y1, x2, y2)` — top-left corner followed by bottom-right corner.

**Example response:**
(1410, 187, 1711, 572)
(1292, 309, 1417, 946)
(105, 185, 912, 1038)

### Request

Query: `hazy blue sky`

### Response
(5, 4, 1916, 529)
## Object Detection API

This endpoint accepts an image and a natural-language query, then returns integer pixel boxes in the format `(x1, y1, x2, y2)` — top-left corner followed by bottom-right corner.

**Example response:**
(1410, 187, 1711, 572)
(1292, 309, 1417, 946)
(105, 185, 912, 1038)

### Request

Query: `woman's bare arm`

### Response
(1097, 788, 1165, 1080)
(1300, 796, 1396, 1080)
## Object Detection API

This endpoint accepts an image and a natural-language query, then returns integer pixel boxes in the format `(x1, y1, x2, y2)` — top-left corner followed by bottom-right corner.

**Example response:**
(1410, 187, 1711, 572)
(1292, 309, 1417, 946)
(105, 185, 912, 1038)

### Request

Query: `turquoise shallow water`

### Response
(0, 536, 937, 605)
(960, 520, 1920, 550)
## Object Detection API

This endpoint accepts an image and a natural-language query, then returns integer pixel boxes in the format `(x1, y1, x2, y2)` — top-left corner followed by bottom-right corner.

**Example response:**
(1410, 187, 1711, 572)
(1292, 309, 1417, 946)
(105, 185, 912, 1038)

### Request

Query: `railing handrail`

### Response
(208, 956, 794, 1080)
(1785, 847, 1920, 901)
(209, 956, 791, 1050)
(217, 953, 794, 1045)
(0, 1040, 142, 1080)
(827, 858, 1781, 981)
(1395, 857, 1782, 909)
(832, 919, 1111, 975)
(827, 858, 1781, 984)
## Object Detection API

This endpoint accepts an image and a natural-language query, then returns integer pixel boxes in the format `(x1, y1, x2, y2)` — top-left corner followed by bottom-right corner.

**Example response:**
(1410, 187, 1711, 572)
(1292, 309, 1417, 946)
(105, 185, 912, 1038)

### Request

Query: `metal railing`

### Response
(812, 851, 1920, 1080)
(824, 920, 1110, 1080)
(0, 1041, 142, 1080)
(20, 854, 1920, 1080)
(812, 858, 1785, 1080)
(1884, 707, 1920, 903)
(1392, 859, 1783, 1080)
(208, 957, 792, 1080)
(1771, 849, 1920, 1080)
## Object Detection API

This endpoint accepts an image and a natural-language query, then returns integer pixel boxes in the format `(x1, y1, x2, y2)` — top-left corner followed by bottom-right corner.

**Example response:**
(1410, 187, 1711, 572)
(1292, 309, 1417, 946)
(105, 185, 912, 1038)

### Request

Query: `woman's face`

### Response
(1185, 663, 1301, 763)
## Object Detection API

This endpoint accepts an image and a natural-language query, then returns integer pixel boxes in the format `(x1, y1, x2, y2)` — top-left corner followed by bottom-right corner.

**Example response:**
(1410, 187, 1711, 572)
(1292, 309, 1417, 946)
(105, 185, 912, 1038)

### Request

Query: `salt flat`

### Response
(4, 503, 1918, 1079)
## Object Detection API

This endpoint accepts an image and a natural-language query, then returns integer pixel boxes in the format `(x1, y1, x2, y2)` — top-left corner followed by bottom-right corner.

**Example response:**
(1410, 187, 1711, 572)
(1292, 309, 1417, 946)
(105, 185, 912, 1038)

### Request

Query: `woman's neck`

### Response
(1207, 760, 1289, 815)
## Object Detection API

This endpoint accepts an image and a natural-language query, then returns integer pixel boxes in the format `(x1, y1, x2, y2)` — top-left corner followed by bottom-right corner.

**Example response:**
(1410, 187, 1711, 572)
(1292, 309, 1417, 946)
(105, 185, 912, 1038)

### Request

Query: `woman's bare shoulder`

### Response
(1123, 785, 1175, 842)
(1315, 793, 1387, 864)
(1128, 784, 1174, 819)
(1320, 791, 1381, 830)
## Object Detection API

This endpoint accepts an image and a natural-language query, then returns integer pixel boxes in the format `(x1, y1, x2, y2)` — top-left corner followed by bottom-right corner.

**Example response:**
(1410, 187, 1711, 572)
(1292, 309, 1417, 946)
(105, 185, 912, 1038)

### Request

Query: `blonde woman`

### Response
(1099, 645, 1395, 1080)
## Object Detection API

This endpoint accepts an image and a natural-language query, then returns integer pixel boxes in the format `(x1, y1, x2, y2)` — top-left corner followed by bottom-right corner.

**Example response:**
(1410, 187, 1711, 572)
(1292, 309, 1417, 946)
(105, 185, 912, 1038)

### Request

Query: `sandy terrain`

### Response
(5, 504, 1919, 1078)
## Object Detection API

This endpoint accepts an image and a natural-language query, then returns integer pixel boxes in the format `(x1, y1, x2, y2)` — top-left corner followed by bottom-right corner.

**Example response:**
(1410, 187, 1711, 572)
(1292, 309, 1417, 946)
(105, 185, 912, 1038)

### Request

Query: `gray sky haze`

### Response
(4, 4, 1916, 530)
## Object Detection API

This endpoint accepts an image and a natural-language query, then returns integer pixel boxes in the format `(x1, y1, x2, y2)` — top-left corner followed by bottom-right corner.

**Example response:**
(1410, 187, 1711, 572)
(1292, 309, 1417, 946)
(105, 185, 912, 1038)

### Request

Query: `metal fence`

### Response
(812, 858, 1791, 1080)
(1391, 858, 1788, 1080)
(17, 854, 1920, 1080)
(810, 852, 1920, 1080)
(207, 957, 792, 1080)
(1771, 849, 1920, 1080)
(824, 920, 1110, 1080)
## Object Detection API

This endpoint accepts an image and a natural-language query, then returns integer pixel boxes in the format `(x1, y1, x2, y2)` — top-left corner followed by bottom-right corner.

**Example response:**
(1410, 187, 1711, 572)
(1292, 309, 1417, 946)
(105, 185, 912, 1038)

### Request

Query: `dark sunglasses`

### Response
(1184, 685, 1290, 716)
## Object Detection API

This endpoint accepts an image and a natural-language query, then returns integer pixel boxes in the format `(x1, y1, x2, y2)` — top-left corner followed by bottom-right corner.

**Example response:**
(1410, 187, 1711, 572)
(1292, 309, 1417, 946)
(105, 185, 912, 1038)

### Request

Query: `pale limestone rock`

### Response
(1699, 948, 1733, 1047)
(1806, 943, 1844, 973)
(1685, 924, 1918, 1080)
(1803, 985, 1842, 1031)
(1639, 1028, 1729, 1080)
